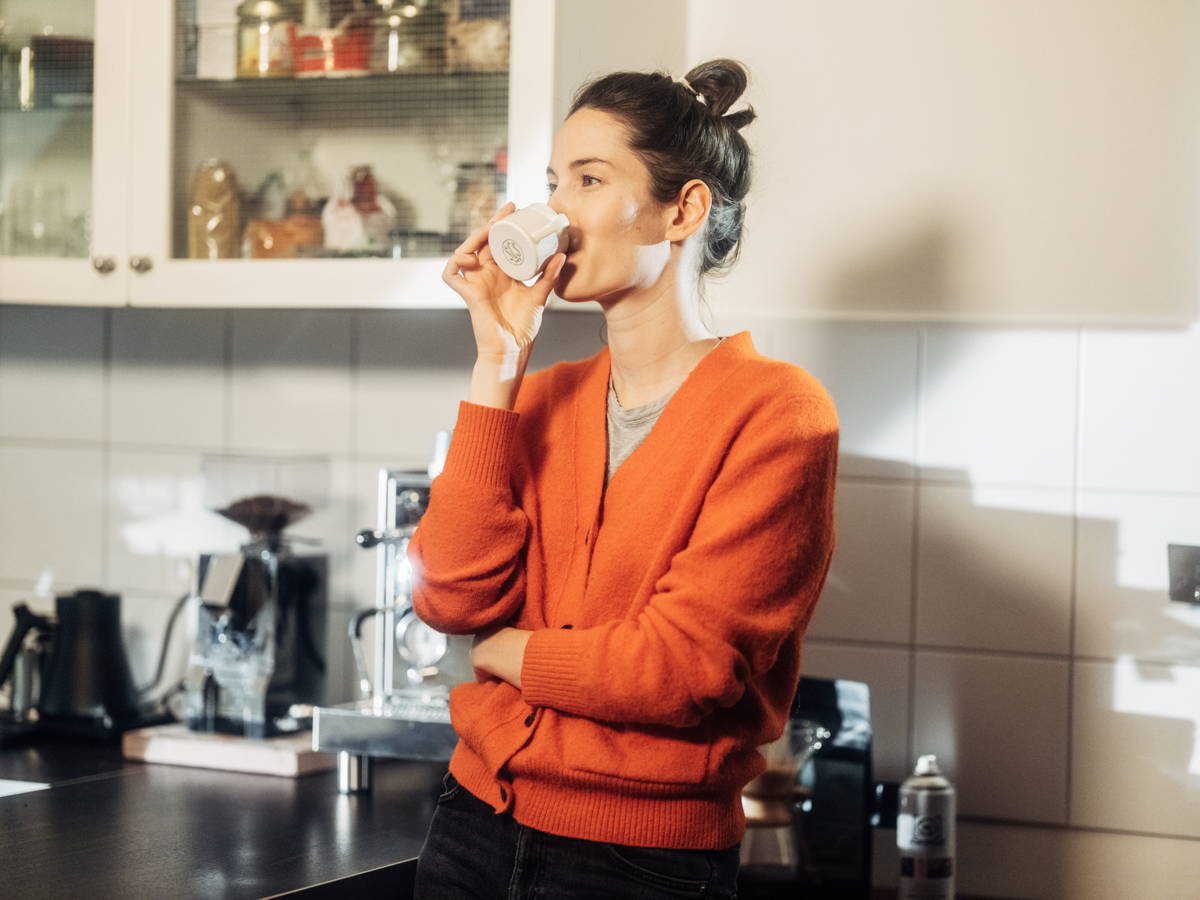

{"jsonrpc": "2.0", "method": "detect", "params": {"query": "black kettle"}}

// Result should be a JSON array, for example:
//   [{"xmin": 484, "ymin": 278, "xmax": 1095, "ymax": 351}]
[{"xmin": 0, "ymin": 589, "xmax": 148, "ymax": 740}]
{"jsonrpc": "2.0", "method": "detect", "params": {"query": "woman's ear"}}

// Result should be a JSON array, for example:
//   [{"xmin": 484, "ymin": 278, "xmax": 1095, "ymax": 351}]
[{"xmin": 663, "ymin": 178, "xmax": 712, "ymax": 243}]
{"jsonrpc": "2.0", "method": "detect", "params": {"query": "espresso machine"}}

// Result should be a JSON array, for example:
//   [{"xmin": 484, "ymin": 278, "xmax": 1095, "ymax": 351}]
[
  {"xmin": 313, "ymin": 431, "xmax": 474, "ymax": 792},
  {"xmin": 184, "ymin": 455, "xmax": 330, "ymax": 739}
]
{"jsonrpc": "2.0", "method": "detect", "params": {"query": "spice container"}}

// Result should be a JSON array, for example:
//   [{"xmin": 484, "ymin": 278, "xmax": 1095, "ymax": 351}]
[{"xmin": 238, "ymin": 0, "xmax": 302, "ymax": 77}]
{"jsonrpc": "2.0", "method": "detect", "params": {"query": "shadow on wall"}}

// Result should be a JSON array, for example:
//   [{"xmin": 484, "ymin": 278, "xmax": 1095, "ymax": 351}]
[
  {"xmin": 825, "ymin": 451, "xmax": 1199, "ymax": 843},
  {"xmin": 823, "ymin": 211, "xmax": 964, "ymax": 317}
]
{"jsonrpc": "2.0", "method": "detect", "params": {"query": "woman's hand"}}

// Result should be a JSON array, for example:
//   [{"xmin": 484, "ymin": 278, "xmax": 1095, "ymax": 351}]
[
  {"xmin": 442, "ymin": 201, "xmax": 568, "ymax": 360},
  {"xmin": 471, "ymin": 626, "xmax": 533, "ymax": 689}
]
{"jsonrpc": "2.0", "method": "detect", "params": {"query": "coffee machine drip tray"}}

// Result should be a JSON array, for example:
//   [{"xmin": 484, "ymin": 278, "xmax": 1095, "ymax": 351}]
[{"xmin": 314, "ymin": 692, "xmax": 456, "ymax": 762}]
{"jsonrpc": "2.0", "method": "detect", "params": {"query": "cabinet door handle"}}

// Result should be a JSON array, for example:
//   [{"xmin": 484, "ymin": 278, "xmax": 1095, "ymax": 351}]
[
  {"xmin": 91, "ymin": 256, "xmax": 116, "ymax": 275},
  {"xmin": 129, "ymin": 256, "xmax": 153, "ymax": 274}
]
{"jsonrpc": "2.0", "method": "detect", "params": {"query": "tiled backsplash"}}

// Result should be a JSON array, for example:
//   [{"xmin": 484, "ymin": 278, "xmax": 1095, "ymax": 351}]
[{"xmin": 2, "ymin": 304, "xmax": 1198, "ymax": 896}]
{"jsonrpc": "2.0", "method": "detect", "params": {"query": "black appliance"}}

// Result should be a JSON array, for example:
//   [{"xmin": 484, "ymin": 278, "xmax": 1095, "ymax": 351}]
[
  {"xmin": 186, "ymin": 548, "xmax": 327, "ymax": 738},
  {"xmin": 738, "ymin": 675, "xmax": 875, "ymax": 899},
  {"xmin": 0, "ymin": 589, "xmax": 169, "ymax": 742}
]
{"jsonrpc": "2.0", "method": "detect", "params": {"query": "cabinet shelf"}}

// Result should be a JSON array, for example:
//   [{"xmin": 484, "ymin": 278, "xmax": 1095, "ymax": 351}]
[{"xmin": 175, "ymin": 71, "xmax": 508, "ymax": 106}]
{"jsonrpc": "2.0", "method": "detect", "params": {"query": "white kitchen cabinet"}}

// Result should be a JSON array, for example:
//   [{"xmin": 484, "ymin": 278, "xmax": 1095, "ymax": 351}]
[
  {"xmin": 0, "ymin": 0, "xmax": 133, "ymax": 304},
  {"xmin": 0, "ymin": 0, "xmax": 558, "ymax": 309}
]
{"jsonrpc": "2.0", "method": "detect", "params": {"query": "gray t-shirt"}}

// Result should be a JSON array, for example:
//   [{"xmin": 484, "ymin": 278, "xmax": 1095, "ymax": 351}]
[{"xmin": 605, "ymin": 337, "xmax": 726, "ymax": 485}]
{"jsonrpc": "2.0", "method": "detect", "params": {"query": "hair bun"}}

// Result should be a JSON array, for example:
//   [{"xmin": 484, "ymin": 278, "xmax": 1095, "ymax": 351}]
[{"xmin": 683, "ymin": 58, "xmax": 756, "ymax": 129}]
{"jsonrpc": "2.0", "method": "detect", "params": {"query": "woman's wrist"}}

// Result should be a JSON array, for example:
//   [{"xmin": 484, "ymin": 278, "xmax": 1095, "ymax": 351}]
[
  {"xmin": 468, "ymin": 352, "xmax": 531, "ymax": 410},
  {"xmin": 471, "ymin": 627, "xmax": 532, "ymax": 688}
]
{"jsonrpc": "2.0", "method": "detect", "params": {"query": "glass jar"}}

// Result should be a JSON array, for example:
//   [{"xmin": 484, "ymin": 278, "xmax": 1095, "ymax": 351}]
[
  {"xmin": 448, "ymin": 161, "xmax": 497, "ymax": 240},
  {"xmin": 370, "ymin": 0, "xmax": 448, "ymax": 74},
  {"xmin": 238, "ymin": 0, "xmax": 303, "ymax": 78}
]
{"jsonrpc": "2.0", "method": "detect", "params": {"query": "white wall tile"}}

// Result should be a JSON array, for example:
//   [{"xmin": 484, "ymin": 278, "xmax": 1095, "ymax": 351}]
[
  {"xmin": 912, "ymin": 650, "xmax": 1069, "ymax": 823},
  {"xmin": 919, "ymin": 326, "xmax": 1077, "ymax": 487},
  {"xmin": 354, "ymin": 311, "xmax": 472, "ymax": 461},
  {"xmin": 956, "ymin": 819, "xmax": 1200, "ymax": 900},
  {"xmin": 1075, "ymin": 490, "xmax": 1200, "ymax": 665},
  {"xmin": 916, "ymin": 484, "xmax": 1073, "ymax": 653},
  {"xmin": 800, "ymin": 640, "xmax": 911, "ymax": 782},
  {"xmin": 809, "ymin": 479, "xmax": 913, "ymax": 644},
  {"xmin": 109, "ymin": 309, "xmax": 226, "ymax": 449},
  {"xmin": 322, "ymin": 603, "xmax": 360, "ymax": 705},
  {"xmin": 229, "ymin": 310, "xmax": 353, "ymax": 455},
  {"xmin": 354, "ymin": 308, "xmax": 608, "ymax": 462},
  {"xmin": 0, "ymin": 446, "xmax": 104, "ymax": 586},
  {"xmin": 107, "ymin": 450, "xmax": 242, "ymax": 598},
  {"xmin": 119, "ymin": 589, "xmax": 194, "ymax": 695},
  {"xmin": 0, "ymin": 305, "xmax": 105, "ymax": 441},
  {"xmin": 1072, "ymin": 658, "xmax": 1200, "ymax": 838},
  {"xmin": 1079, "ymin": 323, "xmax": 1200, "ymax": 493},
  {"xmin": 290, "ymin": 455, "xmax": 355, "ymax": 609},
  {"xmin": 736, "ymin": 320, "xmax": 919, "ymax": 479}
]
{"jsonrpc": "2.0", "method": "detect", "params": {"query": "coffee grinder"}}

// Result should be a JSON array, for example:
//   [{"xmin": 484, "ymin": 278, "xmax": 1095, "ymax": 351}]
[{"xmin": 184, "ymin": 455, "xmax": 329, "ymax": 739}]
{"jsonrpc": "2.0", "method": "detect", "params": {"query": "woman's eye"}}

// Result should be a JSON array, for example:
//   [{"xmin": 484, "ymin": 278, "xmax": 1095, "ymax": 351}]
[
  {"xmin": 546, "ymin": 183, "xmax": 557, "ymax": 195},
  {"xmin": 581, "ymin": 174, "xmax": 599, "ymax": 187}
]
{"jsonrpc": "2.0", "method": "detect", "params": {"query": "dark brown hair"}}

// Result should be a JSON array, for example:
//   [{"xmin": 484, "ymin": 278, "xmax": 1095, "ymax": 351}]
[{"xmin": 568, "ymin": 58, "xmax": 756, "ymax": 282}]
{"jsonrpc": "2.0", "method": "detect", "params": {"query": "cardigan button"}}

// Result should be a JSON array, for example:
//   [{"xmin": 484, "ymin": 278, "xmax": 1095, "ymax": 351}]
[{"xmin": 523, "ymin": 713, "xmax": 535, "ymax": 727}]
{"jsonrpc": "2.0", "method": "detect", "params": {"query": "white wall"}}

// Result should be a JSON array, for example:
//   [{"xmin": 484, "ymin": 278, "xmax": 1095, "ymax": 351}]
[{"xmin": 687, "ymin": 0, "xmax": 1199, "ymax": 324}]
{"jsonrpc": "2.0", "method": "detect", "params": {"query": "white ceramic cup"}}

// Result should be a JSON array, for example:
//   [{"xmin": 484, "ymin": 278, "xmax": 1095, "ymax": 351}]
[{"xmin": 487, "ymin": 202, "xmax": 570, "ymax": 281}]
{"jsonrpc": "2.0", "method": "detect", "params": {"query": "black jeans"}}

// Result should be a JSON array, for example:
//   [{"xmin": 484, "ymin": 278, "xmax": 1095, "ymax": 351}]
[{"xmin": 413, "ymin": 771, "xmax": 741, "ymax": 899}]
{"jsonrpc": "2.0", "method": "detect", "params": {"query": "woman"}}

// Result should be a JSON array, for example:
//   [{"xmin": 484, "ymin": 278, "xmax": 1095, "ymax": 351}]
[{"xmin": 409, "ymin": 58, "xmax": 838, "ymax": 900}]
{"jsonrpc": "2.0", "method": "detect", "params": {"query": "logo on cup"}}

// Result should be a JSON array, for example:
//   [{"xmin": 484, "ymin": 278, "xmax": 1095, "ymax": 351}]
[{"xmin": 501, "ymin": 239, "xmax": 524, "ymax": 266}]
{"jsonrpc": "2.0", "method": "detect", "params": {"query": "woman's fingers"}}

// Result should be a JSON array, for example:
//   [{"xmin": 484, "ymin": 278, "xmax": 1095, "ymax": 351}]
[{"xmin": 530, "ymin": 253, "xmax": 566, "ymax": 305}]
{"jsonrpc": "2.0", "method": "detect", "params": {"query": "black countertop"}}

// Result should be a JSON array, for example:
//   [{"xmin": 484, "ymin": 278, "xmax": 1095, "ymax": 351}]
[{"xmin": 0, "ymin": 736, "xmax": 443, "ymax": 899}]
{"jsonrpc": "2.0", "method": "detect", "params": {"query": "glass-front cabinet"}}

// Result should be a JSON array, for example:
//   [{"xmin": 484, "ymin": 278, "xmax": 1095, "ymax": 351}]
[
  {"xmin": 0, "ymin": 0, "xmax": 554, "ymax": 307},
  {"xmin": 0, "ymin": 0, "xmax": 132, "ymax": 303}
]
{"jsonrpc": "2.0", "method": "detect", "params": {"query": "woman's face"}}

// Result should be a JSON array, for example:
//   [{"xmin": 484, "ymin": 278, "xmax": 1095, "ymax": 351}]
[{"xmin": 545, "ymin": 108, "xmax": 674, "ymax": 304}]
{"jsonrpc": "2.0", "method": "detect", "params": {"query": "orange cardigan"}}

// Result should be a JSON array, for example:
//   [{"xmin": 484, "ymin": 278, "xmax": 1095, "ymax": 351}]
[{"xmin": 408, "ymin": 330, "xmax": 839, "ymax": 850}]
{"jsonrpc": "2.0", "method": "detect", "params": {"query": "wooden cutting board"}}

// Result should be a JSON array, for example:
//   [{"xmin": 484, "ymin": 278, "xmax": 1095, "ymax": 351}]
[{"xmin": 122, "ymin": 723, "xmax": 337, "ymax": 778}]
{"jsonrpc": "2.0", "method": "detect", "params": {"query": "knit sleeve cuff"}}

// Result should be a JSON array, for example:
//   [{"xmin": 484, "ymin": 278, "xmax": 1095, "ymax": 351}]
[
  {"xmin": 520, "ymin": 628, "xmax": 589, "ymax": 711},
  {"xmin": 438, "ymin": 400, "xmax": 521, "ymax": 491}
]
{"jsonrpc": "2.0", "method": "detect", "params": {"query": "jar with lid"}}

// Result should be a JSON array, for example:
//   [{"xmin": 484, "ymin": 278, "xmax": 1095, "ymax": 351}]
[
  {"xmin": 238, "ymin": 1, "xmax": 303, "ymax": 77},
  {"xmin": 370, "ymin": 0, "xmax": 448, "ymax": 74}
]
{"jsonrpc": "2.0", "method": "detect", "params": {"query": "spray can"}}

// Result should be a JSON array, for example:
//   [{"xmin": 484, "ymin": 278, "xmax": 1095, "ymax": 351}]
[{"xmin": 897, "ymin": 754, "xmax": 955, "ymax": 899}]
